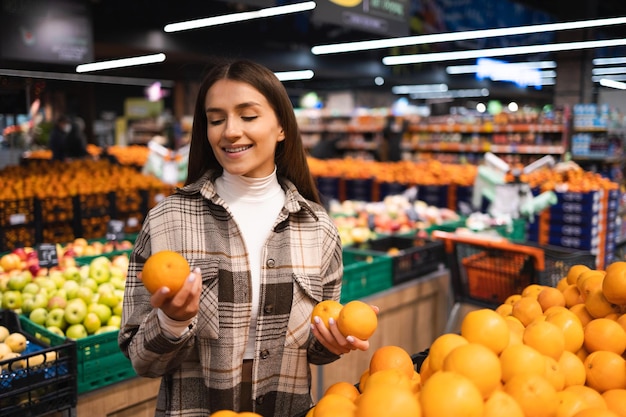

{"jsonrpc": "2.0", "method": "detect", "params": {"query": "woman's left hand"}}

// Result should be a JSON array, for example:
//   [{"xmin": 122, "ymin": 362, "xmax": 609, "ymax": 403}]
[{"xmin": 310, "ymin": 305, "xmax": 379, "ymax": 356}]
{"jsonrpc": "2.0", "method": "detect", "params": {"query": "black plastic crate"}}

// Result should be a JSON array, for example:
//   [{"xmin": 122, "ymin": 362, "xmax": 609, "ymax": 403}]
[
  {"xmin": 73, "ymin": 192, "xmax": 113, "ymax": 219},
  {"xmin": 0, "ymin": 224, "xmax": 37, "ymax": 253},
  {"xmin": 523, "ymin": 242, "xmax": 597, "ymax": 287},
  {"xmin": 0, "ymin": 310, "xmax": 77, "ymax": 417},
  {"xmin": 36, "ymin": 196, "xmax": 75, "ymax": 224},
  {"xmin": 0, "ymin": 198, "xmax": 36, "ymax": 228},
  {"xmin": 352, "ymin": 236, "xmax": 445, "ymax": 284}
]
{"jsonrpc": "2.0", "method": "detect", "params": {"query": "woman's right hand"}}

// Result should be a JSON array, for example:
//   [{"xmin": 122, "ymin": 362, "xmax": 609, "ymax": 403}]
[{"xmin": 144, "ymin": 267, "xmax": 203, "ymax": 321}]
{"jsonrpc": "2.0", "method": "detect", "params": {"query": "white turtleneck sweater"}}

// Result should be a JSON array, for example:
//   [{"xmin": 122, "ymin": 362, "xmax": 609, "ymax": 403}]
[{"xmin": 215, "ymin": 168, "xmax": 286, "ymax": 359}]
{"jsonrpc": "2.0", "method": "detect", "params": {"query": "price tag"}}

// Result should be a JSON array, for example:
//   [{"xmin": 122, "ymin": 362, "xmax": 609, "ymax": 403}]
[
  {"xmin": 37, "ymin": 243, "xmax": 59, "ymax": 268},
  {"xmin": 106, "ymin": 219, "xmax": 126, "ymax": 241},
  {"xmin": 9, "ymin": 213, "xmax": 26, "ymax": 225}
]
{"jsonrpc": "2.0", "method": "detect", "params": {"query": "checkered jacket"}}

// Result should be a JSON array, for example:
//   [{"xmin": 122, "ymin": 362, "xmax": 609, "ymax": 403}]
[{"xmin": 118, "ymin": 171, "xmax": 343, "ymax": 417}]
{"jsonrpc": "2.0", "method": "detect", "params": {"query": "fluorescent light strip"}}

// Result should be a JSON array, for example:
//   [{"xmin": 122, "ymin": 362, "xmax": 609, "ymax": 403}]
[
  {"xmin": 76, "ymin": 53, "xmax": 166, "ymax": 73},
  {"xmin": 592, "ymin": 74, "xmax": 626, "ymax": 82},
  {"xmin": 0, "ymin": 68, "xmax": 174, "ymax": 87},
  {"xmin": 312, "ymin": 16, "xmax": 626, "ymax": 55},
  {"xmin": 446, "ymin": 61, "xmax": 556, "ymax": 74},
  {"xmin": 383, "ymin": 38, "xmax": 626, "ymax": 65},
  {"xmin": 593, "ymin": 57, "xmax": 626, "ymax": 65},
  {"xmin": 599, "ymin": 78, "xmax": 626, "ymax": 89},
  {"xmin": 391, "ymin": 84, "xmax": 448, "ymax": 94},
  {"xmin": 164, "ymin": 1, "xmax": 316, "ymax": 32},
  {"xmin": 407, "ymin": 88, "xmax": 490, "ymax": 99},
  {"xmin": 592, "ymin": 66, "xmax": 626, "ymax": 75},
  {"xmin": 274, "ymin": 70, "xmax": 314, "ymax": 81}
]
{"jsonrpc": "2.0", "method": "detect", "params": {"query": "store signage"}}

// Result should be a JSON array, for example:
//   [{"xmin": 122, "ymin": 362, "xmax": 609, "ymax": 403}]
[
  {"xmin": 0, "ymin": 0, "xmax": 93, "ymax": 65},
  {"xmin": 475, "ymin": 58, "xmax": 542, "ymax": 88},
  {"xmin": 313, "ymin": 0, "xmax": 410, "ymax": 37},
  {"xmin": 37, "ymin": 243, "xmax": 59, "ymax": 268}
]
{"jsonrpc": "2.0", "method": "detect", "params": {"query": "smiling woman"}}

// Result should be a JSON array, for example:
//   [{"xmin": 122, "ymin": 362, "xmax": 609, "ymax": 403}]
[{"xmin": 118, "ymin": 59, "xmax": 377, "ymax": 417}]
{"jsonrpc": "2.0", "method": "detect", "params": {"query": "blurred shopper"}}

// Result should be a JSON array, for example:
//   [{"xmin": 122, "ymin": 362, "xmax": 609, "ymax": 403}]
[{"xmin": 49, "ymin": 115, "xmax": 71, "ymax": 161}]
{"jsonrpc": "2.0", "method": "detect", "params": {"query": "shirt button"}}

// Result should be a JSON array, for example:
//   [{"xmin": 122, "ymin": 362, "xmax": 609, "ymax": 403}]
[
  {"xmin": 264, "ymin": 305, "xmax": 274, "ymax": 314},
  {"xmin": 256, "ymin": 395, "xmax": 264, "ymax": 405},
  {"xmin": 260, "ymin": 349, "xmax": 270, "ymax": 359},
  {"xmin": 266, "ymin": 259, "xmax": 276, "ymax": 268}
]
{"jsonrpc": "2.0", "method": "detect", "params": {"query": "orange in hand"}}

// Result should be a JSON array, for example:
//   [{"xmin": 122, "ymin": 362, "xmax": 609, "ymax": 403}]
[
  {"xmin": 141, "ymin": 250, "xmax": 190, "ymax": 296},
  {"xmin": 311, "ymin": 300, "xmax": 343, "ymax": 329},
  {"xmin": 336, "ymin": 300, "xmax": 378, "ymax": 340}
]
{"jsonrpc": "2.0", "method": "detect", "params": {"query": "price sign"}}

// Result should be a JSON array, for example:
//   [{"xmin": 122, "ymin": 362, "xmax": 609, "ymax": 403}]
[
  {"xmin": 37, "ymin": 243, "xmax": 59, "ymax": 268},
  {"xmin": 106, "ymin": 219, "xmax": 126, "ymax": 241}
]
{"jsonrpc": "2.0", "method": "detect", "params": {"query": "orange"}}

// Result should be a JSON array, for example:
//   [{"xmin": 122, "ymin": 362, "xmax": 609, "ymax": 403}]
[
  {"xmin": 324, "ymin": 381, "xmax": 360, "ymax": 402},
  {"xmin": 569, "ymin": 303, "xmax": 594, "ymax": 327},
  {"xmin": 427, "ymin": 333, "xmax": 468, "ymax": 372},
  {"xmin": 567, "ymin": 264, "xmax": 591, "ymax": 285},
  {"xmin": 354, "ymin": 384, "xmax": 421, "ymax": 417},
  {"xmin": 545, "ymin": 305, "xmax": 571, "ymax": 317},
  {"xmin": 311, "ymin": 300, "xmax": 343, "ymax": 329},
  {"xmin": 418, "ymin": 355, "xmax": 433, "ymax": 383},
  {"xmin": 602, "ymin": 262, "xmax": 626, "ymax": 305},
  {"xmin": 505, "ymin": 316, "xmax": 525, "ymax": 346},
  {"xmin": 483, "ymin": 390, "xmax": 524, "ymax": 417},
  {"xmin": 460, "ymin": 308, "xmax": 510, "ymax": 355},
  {"xmin": 544, "ymin": 355, "xmax": 566, "ymax": 391},
  {"xmin": 313, "ymin": 393, "xmax": 356, "ymax": 417},
  {"xmin": 602, "ymin": 389, "xmax": 626, "ymax": 417},
  {"xmin": 336, "ymin": 301, "xmax": 377, "ymax": 340},
  {"xmin": 368, "ymin": 345, "xmax": 414, "ymax": 379},
  {"xmin": 504, "ymin": 373, "xmax": 559, "ymax": 417},
  {"xmin": 211, "ymin": 411, "xmax": 238, "ymax": 417},
  {"xmin": 557, "ymin": 276, "xmax": 570, "ymax": 292},
  {"xmin": 617, "ymin": 314, "xmax": 626, "ymax": 333},
  {"xmin": 558, "ymin": 350, "xmax": 587, "ymax": 388},
  {"xmin": 305, "ymin": 410, "xmax": 315, "ymax": 417},
  {"xmin": 238, "ymin": 413, "xmax": 263, "ymax": 417},
  {"xmin": 357, "ymin": 369, "xmax": 369, "ymax": 393},
  {"xmin": 563, "ymin": 385, "xmax": 607, "ymax": 409},
  {"xmin": 578, "ymin": 272, "xmax": 605, "ymax": 301},
  {"xmin": 511, "ymin": 296, "xmax": 543, "ymax": 327},
  {"xmin": 584, "ymin": 350, "xmax": 626, "ymax": 393},
  {"xmin": 563, "ymin": 284, "xmax": 585, "ymax": 308},
  {"xmin": 584, "ymin": 289, "xmax": 621, "ymax": 319},
  {"xmin": 546, "ymin": 310, "xmax": 585, "ymax": 353},
  {"xmin": 523, "ymin": 320, "xmax": 566, "ymax": 360},
  {"xmin": 571, "ymin": 409, "xmax": 619, "ymax": 417},
  {"xmin": 442, "ymin": 342, "xmax": 502, "ymax": 399},
  {"xmin": 537, "ymin": 286, "xmax": 567, "ymax": 311},
  {"xmin": 504, "ymin": 294, "xmax": 523, "ymax": 305},
  {"xmin": 141, "ymin": 250, "xmax": 190, "ymax": 296},
  {"xmin": 495, "ymin": 303, "xmax": 513, "ymax": 317},
  {"xmin": 555, "ymin": 390, "xmax": 589, "ymax": 417},
  {"xmin": 583, "ymin": 318, "xmax": 626, "ymax": 355},
  {"xmin": 360, "ymin": 368, "xmax": 414, "ymax": 394},
  {"xmin": 500, "ymin": 343, "xmax": 547, "ymax": 383},
  {"xmin": 522, "ymin": 283, "xmax": 545, "ymax": 299},
  {"xmin": 419, "ymin": 371, "xmax": 483, "ymax": 417}
]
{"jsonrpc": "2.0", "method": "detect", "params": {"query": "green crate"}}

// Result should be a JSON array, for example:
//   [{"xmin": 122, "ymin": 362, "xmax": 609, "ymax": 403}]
[
  {"xmin": 341, "ymin": 248, "xmax": 393, "ymax": 303},
  {"xmin": 19, "ymin": 315, "xmax": 136, "ymax": 394}
]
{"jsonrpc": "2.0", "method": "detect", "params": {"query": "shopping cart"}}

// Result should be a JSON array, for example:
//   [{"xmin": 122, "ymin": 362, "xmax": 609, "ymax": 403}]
[{"xmin": 431, "ymin": 230, "xmax": 597, "ymax": 333}]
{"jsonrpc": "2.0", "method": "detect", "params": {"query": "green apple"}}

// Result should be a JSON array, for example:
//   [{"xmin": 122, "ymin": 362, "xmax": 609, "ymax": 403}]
[
  {"xmin": 62, "ymin": 266, "xmax": 81, "ymax": 281},
  {"xmin": 46, "ymin": 325, "xmax": 65, "ymax": 337},
  {"xmin": 83, "ymin": 312, "xmax": 101, "ymax": 334},
  {"xmin": 106, "ymin": 315, "xmax": 121, "ymax": 329},
  {"xmin": 88, "ymin": 303, "xmax": 112, "ymax": 324},
  {"xmin": 34, "ymin": 277, "xmax": 57, "ymax": 293},
  {"xmin": 89, "ymin": 256, "xmax": 112, "ymax": 284},
  {"xmin": 22, "ymin": 293, "xmax": 48, "ymax": 314},
  {"xmin": 75, "ymin": 286, "xmax": 95, "ymax": 305},
  {"xmin": 65, "ymin": 323, "xmax": 88, "ymax": 339},
  {"xmin": 98, "ymin": 291, "xmax": 120, "ymax": 309},
  {"xmin": 2, "ymin": 290, "xmax": 23, "ymax": 310},
  {"xmin": 109, "ymin": 276, "xmax": 125, "ymax": 290},
  {"xmin": 22, "ymin": 282, "xmax": 40, "ymax": 295},
  {"xmin": 47, "ymin": 295, "xmax": 67, "ymax": 310},
  {"xmin": 113, "ymin": 300, "xmax": 123, "ymax": 317},
  {"xmin": 50, "ymin": 273, "xmax": 66, "ymax": 289},
  {"xmin": 97, "ymin": 282, "xmax": 115, "ymax": 296},
  {"xmin": 29, "ymin": 307, "xmax": 49, "ymax": 326},
  {"xmin": 7, "ymin": 271, "xmax": 32, "ymax": 291},
  {"xmin": 64, "ymin": 299, "xmax": 88, "ymax": 325},
  {"xmin": 94, "ymin": 325, "xmax": 119, "ymax": 335},
  {"xmin": 63, "ymin": 280, "xmax": 80, "ymax": 299},
  {"xmin": 80, "ymin": 277, "xmax": 98, "ymax": 292},
  {"xmin": 79, "ymin": 265, "xmax": 90, "ymax": 280},
  {"xmin": 109, "ymin": 266, "xmax": 125, "ymax": 280},
  {"xmin": 46, "ymin": 308, "xmax": 67, "ymax": 330}
]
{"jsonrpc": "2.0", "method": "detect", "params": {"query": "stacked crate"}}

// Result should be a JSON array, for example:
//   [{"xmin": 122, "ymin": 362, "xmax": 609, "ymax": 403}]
[
  {"xmin": 111, "ymin": 189, "xmax": 147, "ymax": 235},
  {"xmin": 0, "ymin": 198, "xmax": 37, "ymax": 251},
  {"xmin": 74, "ymin": 192, "xmax": 113, "ymax": 240},
  {"xmin": 36, "ymin": 195, "xmax": 76, "ymax": 244}
]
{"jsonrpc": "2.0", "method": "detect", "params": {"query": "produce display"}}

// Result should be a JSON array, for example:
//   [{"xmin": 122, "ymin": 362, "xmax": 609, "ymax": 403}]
[
  {"xmin": 0, "ymin": 325, "xmax": 57, "ymax": 371},
  {"xmin": 0, "ymin": 242, "xmax": 129, "ymax": 339},
  {"xmin": 305, "ymin": 262, "xmax": 626, "ymax": 417}
]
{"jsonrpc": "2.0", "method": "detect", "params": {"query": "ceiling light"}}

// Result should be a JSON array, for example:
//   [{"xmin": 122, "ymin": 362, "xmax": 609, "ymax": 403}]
[
  {"xmin": 311, "ymin": 16, "xmax": 626, "ymax": 55},
  {"xmin": 0, "ymin": 68, "xmax": 174, "ymax": 87},
  {"xmin": 599, "ymin": 79, "xmax": 626, "ymax": 89},
  {"xmin": 446, "ymin": 60, "xmax": 556, "ymax": 74},
  {"xmin": 76, "ymin": 53, "xmax": 166, "ymax": 73},
  {"xmin": 407, "ymin": 88, "xmax": 490, "ymax": 99},
  {"xmin": 392, "ymin": 84, "xmax": 448, "ymax": 94},
  {"xmin": 593, "ymin": 74, "xmax": 626, "ymax": 82},
  {"xmin": 593, "ymin": 57, "xmax": 626, "ymax": 65},
  {"xmin": 164, "ymin": 1, "xmax": 316, "ymax": 32},
  {"xmin": 274, "ymin": 70, "xmax": 314, "ymax": 81},
  {"xmin": 592, "ymin": 66, "xmax": 626, "ymax": 75},
  {"xmin": 383, "ymin": 38, "xmax": 626, "ymax": 65}
]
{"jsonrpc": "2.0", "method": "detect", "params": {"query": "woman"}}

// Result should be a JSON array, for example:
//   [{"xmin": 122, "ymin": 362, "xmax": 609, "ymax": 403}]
[{"xmin": 119, "ymin": 59, "xmax": 373, "ymax": 417}]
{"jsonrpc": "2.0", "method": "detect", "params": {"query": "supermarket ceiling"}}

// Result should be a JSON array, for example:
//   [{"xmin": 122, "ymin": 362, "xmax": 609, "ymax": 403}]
[{"xmin": 3, "ymin": 0, "xmax": 626, "ymax": 97}]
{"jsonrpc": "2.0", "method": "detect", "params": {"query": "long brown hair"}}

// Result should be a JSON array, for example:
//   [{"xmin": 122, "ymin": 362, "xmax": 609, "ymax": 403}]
[{"xmin": 185, "ymin": 59, "xmax": 320, "ymax": 205}]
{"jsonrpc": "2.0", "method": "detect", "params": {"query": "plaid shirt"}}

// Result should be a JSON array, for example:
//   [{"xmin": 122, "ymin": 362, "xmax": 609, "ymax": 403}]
[{"xmin": 118, "ymin": 171, "xmax": 343, "ymax": 417}]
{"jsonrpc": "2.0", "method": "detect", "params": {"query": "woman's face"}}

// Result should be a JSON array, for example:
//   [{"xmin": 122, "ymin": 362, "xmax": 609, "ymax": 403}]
[{"xmin": 205, "ymin": 79, "xmax": 285, "ymax": 178}]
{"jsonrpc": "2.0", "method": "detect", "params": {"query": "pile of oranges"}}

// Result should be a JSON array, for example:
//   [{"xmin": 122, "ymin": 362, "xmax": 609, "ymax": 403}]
[{"xmin": 307, "ymin": 261, "xmax": 626, "ymax": 417}]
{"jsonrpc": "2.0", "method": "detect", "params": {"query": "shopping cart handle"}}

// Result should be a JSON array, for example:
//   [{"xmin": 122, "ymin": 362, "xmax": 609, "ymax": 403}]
[{"xmin": 431, "ymin": 230, "xmax": 545, "ymax": 271}]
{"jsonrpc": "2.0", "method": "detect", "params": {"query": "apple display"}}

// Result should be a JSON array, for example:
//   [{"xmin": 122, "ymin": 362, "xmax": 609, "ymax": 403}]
[
  {"xmin": 64, "ymin": 298, "xmax": 88, "ymax": 325},
  {"xmin": 88, "ymin": 303, "xmax": 112, "ymax": 325},
  {"xmin": 22, "ymin": 282, "xmax": 40, "ymax": 295},
  {"xmin": 83, "ymin": 312, "xmax": 101, "ymax": 334},
  {"xmin": 29, "ymin": 307, "xmax": 49, "ymax": 326},
  {"xmin": 2, "ymin": 291, "xmax": 23, "ymax": 310},
  {"xmin": 45, "ymin": 308, "xmax": 67, "ymax": 330},
  {"xmin": 80, "ymin": 277, "xmax": 98, "ymax": 292},
  {"xmin": 62, "ymin": 266, "xmax": 81, "ymax": 281},
  {"xmin": 75, "ymin": 286, "xmax": 95, "ymax": 305},
  {"xmin": 89, "ymin": 256, "xmax": 112, "ymax": 284},
  {"xmin": 65, "ymin": 323, "xmax": 88, "ymax": 339},
  {"xmin": 7, "ymin": 270, "xmax": 33, "ymax": 291},
  {"xmin": 63, "ymin": 280, "xmax": 81, "ymax": 299},
  {"xmin": 34, "ymin": 277, "xmax": 56, "ymax": 293}
]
